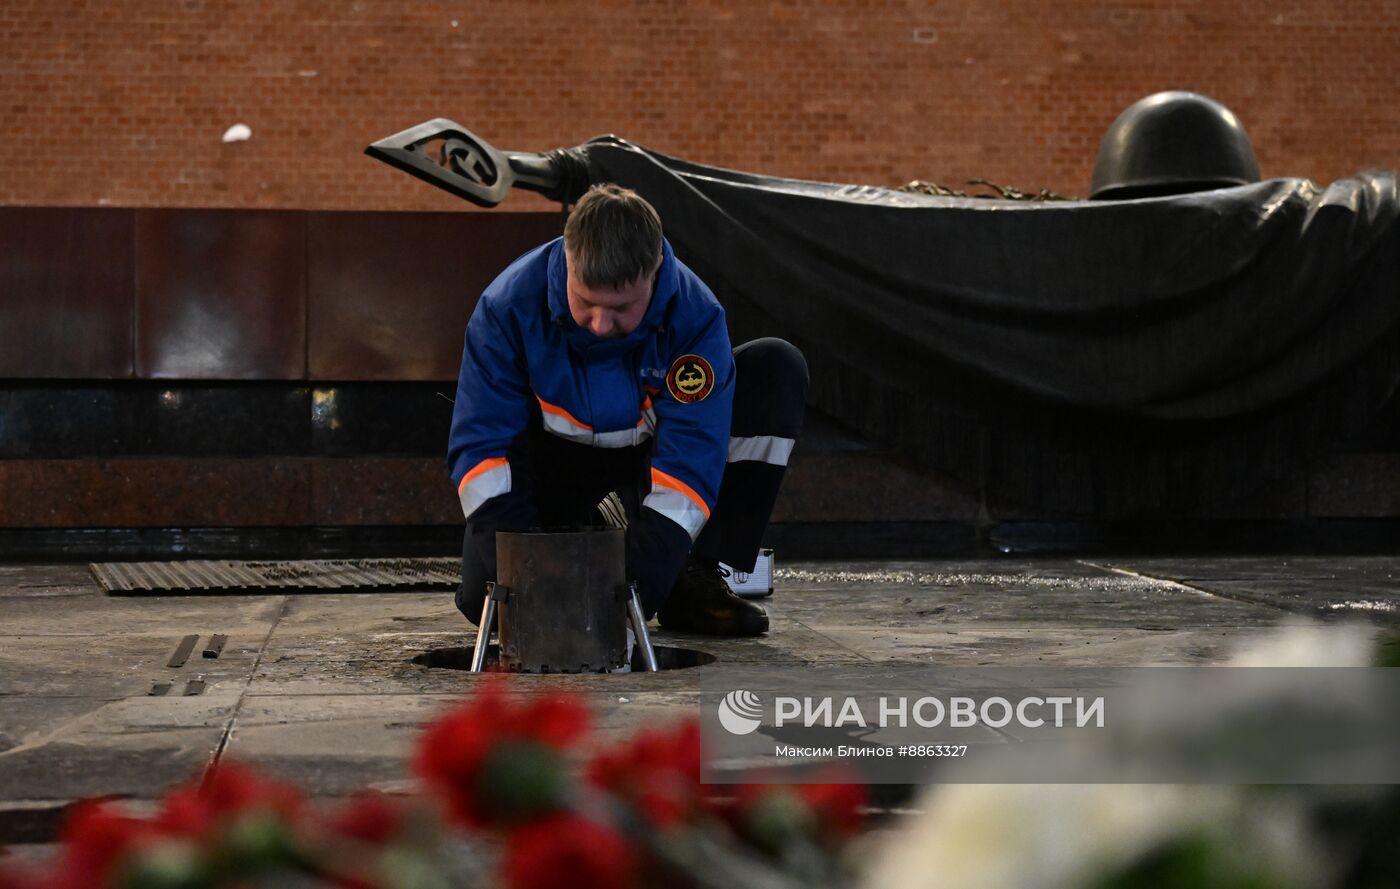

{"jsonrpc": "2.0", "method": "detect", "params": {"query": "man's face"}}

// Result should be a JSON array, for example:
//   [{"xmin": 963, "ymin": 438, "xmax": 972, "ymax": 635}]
[{"xmin": 565, "ymin": 253, "xmax": 656, "ymax": 339}]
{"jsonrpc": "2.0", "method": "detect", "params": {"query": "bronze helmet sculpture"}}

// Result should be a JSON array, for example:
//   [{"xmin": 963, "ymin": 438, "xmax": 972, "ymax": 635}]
[{"xmin": 1090, "ymin": 91, "xmax": 1261, "ymax": 200}]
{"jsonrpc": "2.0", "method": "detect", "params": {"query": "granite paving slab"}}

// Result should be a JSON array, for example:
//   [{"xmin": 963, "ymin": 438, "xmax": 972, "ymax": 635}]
[
  {"xmin": 775, "ymin": 562, "xmax": 1282, "ymax": 629},
  {"xmin": 1100, "ymin": 556, "xmax": 1400, "ymax": 582},
  {"xmin": 0, "ymin": 693, "xmax": 238, "ymax": 801},
  {"xmin": 799, "ymin": 624, "xmax": 1277, "ymax": 666},
  {"xmin": 0, "ymin": 635, "xmax": 259, "ymax": 698},
  {"xmin": 0, "ymin": 590, "xmax": 285, "ymax": 638},
  {"xmin": 227, "ymin": 690, "xmax": 703, "ymax": 794},
  {"xmin": 1099, "ymin": 557, "xmax": 1400, "ymax": 621},
  {"xmin": 3, "ymin": 554, "xmax": 1387, "ymax": 839}
]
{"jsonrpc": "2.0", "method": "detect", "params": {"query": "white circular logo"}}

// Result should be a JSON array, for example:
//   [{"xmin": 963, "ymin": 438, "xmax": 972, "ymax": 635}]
[{"xmin": 717, "ymin": 689, "xmax": 764, "ymax": 735}]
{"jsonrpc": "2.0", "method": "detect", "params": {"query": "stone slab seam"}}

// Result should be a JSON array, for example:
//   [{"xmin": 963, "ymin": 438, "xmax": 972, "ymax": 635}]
[
  {"xmin": 1080, "ymin": 560, "xmax": 1295, "ymax": 617},
  {"xmin": 205, "ymin": 597, "xmax": 289, "ymax": 779}
]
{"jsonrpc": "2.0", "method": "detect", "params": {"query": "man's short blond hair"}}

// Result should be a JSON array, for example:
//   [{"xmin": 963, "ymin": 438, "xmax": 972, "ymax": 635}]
[{"xmin": 563, "ymin": 184, "xmax": 663, "ymax": 289}]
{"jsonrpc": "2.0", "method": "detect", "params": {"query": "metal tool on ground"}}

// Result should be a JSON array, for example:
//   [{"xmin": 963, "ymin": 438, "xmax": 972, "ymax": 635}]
[
  {"xmin": 467, "ymin": 528, "xmax": 657, "ymax": 673},
  {"xmin": 723, "ymin": 548, "xmax": 776, "ymax": 599},
  {"xmin": 469, "ymin": 581, "xmax": 506, "ymax": 673},
  {"xmin": 167, "ymin": 634, "xmax": 199, "ymax": 668},
  {"xmin": 625, "ymin": 581, "xmax": 659, "ymax": 672}
]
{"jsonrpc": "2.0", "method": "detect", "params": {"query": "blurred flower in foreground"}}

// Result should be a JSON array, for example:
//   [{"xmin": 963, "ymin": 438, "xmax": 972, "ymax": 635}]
[
  {"xmin": 5, "ymin": 682, "xmax": 873, "ymax": 889},
  {"xmin": 1227, "ymin": 620, "xmax": 1377, "ymax": 668},
  {"xmin": 42, "ymin": 762, "xmax": 310, "ymax": 889},
  {"xmin": 708, "ymin": 770, "xmax": 867, "ymax": 886},
  {"xmin": 412, "ymin": 679, "xmax": 589, "ymax": 828},
  {"xmin": 500, "ymin": 812, "xmax": 640, "ymax": 889},
  {"xmin": 726, "ymin": 778, "xmax": 867, "ymax": 854},
  {"xmin": 327, "ymin": 792, "xmax": 411, "ymax": 846},
  {"xmin": 863, "ymin": 783, "xmax": 1319, "ymax": 889},
  {"xmin": 587, "ymin": 719, "xmax": 703, "ymax": 828},
  {"xmin": 864, "ymin": 621, "xmax": 1399, "ymax": 889}
]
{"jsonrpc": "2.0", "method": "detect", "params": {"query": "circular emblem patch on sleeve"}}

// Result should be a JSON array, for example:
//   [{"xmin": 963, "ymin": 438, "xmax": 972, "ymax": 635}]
[{"xmin": 665, "ymin": 354, "xmax": 715, "ymax": 403}]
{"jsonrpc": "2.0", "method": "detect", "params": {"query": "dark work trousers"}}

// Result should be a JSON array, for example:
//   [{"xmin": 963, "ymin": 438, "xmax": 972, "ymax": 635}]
[{"xmin": 455, "ymin": 337, "xmax": 809, "ymax": 623}]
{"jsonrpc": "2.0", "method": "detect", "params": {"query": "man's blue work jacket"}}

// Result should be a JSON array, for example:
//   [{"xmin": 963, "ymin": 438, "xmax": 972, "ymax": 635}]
[{"xmin": 448, "ymin": 237, "xmax": 735, "ymax": 598}]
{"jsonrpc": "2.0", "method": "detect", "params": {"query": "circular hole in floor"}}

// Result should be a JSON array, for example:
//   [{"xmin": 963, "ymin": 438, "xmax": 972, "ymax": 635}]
[{"xmin": 412, "ymin": 644, "xmax": 716, "ymax": 674}]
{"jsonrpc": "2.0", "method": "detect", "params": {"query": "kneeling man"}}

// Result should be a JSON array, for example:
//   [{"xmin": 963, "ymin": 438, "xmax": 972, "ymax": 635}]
[{"xmin": 450, "ymin": 184, "xmax": 807, "ymax": 636}]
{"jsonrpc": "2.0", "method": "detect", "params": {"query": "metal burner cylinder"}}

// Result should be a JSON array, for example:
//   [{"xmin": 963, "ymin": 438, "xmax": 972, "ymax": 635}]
[{"xmin": 495, "ymin": 528, "xmax": 629, "ymax": 673}]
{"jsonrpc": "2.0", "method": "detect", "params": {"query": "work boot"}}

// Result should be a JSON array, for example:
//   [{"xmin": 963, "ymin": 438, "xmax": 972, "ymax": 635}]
[{"xmin": 658, "ymin": 556, "xmax": 769, "ymax": 636}]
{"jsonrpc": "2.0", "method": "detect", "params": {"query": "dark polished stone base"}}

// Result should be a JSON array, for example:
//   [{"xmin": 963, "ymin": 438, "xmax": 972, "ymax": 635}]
[
  {"xmin": 990, "ymin": 518, "xmax": 1400, "ymax": 555},
  {"xmin": 0, "ymin": 526, "xmax": 465, "ymax": 562},
  {"xmin": 764, "ymin": 521, "xmax": 978, "ymax": 557},
  {"xmin": 0, "ymin": 382, "xmax": 455, "ymax": 458}
]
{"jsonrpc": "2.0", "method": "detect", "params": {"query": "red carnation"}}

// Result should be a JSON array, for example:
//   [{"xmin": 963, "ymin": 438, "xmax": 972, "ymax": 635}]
[
  {"xmin": 586, "ymin": 719, "xmax": 702, "ymax": 828},
  {"xmin": 46, "ymin": 799, "xmax": 161, "ymax": 889},
  {"xmin": 0, "ymin": 859, "xmax": 41, "ymax": 889},
  {"xmin": 412, "ymin": 680, "xmax": 589, "ymax": 828},
  {"xmin": 196, "ymin": 761, "xmax": 305, "ymax": 818},
  {"xmin": 37, "ymin": 764, "xmax": 311, "ymax": 889},
  {"xmin": 798, "ymin": 781, "xmax": 867, "ymax": 841},
  {"xmin": 499, "ymin": 813, "xmax": 638, "ymax": 889},
  {"xmin": 0, "ymin": 864, "xmax": 36, "ymax": 889},
  {"xmin": 722, "ymin": 769, "xmax": 866, "ymax": 853},
  {"xmin": 154, "ymin": 761, "xmax": 306, "ymax": 838},
  {"xmin": 327, "ymin": 792, "xmax": 410, "ymax": 845}
]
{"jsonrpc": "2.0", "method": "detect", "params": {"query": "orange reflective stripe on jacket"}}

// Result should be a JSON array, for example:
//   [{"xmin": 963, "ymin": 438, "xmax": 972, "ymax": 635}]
[
  {"xmin": 643, "ymin": 467, "xmax": 711, "ymax": 539},
  {"xmin": 457, "ymin": 457, "xmax": 511, "ymax": 519}
]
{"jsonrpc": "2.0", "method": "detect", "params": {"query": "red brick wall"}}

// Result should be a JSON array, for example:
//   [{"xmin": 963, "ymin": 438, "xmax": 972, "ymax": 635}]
[{"xmin": 1, "ymin": 1, "xmax": 1396, "ymax": 211}]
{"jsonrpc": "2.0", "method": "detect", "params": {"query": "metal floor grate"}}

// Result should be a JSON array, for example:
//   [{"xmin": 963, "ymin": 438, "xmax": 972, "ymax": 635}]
[{"xmin": 90, "ymin": 558, "xmax": 461, "ymax": 595}]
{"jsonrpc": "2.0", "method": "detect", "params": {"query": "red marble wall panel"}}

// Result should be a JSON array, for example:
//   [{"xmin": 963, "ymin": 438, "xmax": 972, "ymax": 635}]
[
  {"xmin": 0, "ymin": 458, "xmax": 312, "ymax": 527},
  {"xmin": 309, "ymin": 457, "xmax": 460, "ymax": 525},
  {"xmin": 135, "ymin": 209, "xmax": 306, "ymax": 380},
  {"xmin": 306, "ymin": 211, "xmax": 561, "ymax": 381},
  {"xmin": 0, "ymin": 207, "xmax": 134, "ymax": 379},
  {"xmin": 0, "ymin": 448, "xmax": 1379, "ymax": 529},
  {"xmin": 0, "ymin": 457, "xmax": 465, "ymax": 528}
]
